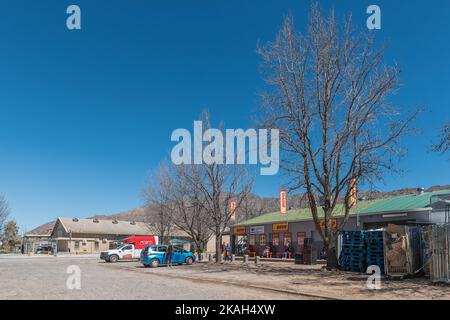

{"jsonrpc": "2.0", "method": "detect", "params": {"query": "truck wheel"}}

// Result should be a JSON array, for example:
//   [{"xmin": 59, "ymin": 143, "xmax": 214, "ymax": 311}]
[
  {"xmin": 185, "ymin": 257, "xmax": 193, "ymax": 265},
  {"xmin": 109, "ymin": 255, "xmax": 119, "ymax": 263},
  {"xmin": 150, "ymin": 259, "xmax": 160, "ymax": 268}
]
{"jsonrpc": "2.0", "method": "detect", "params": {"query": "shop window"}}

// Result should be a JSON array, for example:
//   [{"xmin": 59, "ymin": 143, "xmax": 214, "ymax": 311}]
[
  {"xmin": 95, "ymin": 242, "xmax": 99, "ymax": 251},
  {"xmin": 273, "ymin": 233, "xmax": 280, "ymax": 246},
  {"xmin": 74, "ymin": 241, "xmax": 80, "ymax": 250},
  {"xmin": 284, "ymin": 233, "xmax": 292, "ymax": 246},
  {"xmin": 259, "ymin": 234, "xmax": 266, "ymax": 246},
  {"xmin": 249, "ymin": 234, "xmax": 256, "ymax": 246},
  {"xmin": 297, "ymin": 232, "xmax": 306, "ymax": 251}
]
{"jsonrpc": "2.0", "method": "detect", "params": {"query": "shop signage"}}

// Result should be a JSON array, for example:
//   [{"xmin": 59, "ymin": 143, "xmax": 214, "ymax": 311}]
[
  {"xmin": 230, "ymin": 200, "xmax": 237, "ymax": 221},
  {"xmin": 280, "ymin": 189, "xmax": 287, "ymax": 215},
  {"xmin": 234, "ymin": 226, "xmax": 246, "ymax": 235},
  {"xmin": 272, "ymin": 222, "xmax": 288, "ymax": 232},
  {"xmin": 319, "ymin": 219, "xmax": 338, "ymax": 230},
  {"xmin": 249, "ymin": 226, "xmax": 265, "ymax": 234}
]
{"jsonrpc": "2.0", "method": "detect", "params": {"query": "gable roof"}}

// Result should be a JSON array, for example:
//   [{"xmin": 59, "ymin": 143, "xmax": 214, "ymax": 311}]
[
  {"xmin": 233, "ymin": 189, "xmax": 450, "ymax": 227},
  {"xmin": 53, "ymin": 217, "xmax": 152, "ymax": 236}
]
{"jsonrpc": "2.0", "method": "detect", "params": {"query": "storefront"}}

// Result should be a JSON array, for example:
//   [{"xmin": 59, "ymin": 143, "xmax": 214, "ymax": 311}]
[{"xmin": 231, "ymin": 189, "xmax": 450, "ymax": 261}]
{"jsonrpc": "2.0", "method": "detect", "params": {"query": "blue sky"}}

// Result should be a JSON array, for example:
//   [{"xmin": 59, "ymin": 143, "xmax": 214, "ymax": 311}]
[{"xmin": 0, "ymin": 0, "xmax": 449, "ymax": 231}]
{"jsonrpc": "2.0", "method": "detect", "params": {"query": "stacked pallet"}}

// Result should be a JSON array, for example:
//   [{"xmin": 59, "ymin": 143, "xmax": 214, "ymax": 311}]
[
  {"xmin": 365, "ymin": 231, "xmax": 385, "ymax": 273},
  {"xmin": 339, "ymin": 231, "xmax": 366, "ymax": 272}
]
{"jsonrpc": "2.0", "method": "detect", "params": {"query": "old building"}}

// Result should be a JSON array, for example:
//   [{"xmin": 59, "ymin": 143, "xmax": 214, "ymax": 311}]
[{"xmin": 51, "ymin": 217, "xmax": 153, "ymax": 253}]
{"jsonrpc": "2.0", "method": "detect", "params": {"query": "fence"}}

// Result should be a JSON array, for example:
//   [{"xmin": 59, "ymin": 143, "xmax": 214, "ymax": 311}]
[{"xmin": 427, "ymin": 224, "xmax": 450, "ymax": 283}]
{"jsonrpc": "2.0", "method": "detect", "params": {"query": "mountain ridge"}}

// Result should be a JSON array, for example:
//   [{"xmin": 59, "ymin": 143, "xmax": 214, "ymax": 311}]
[{"xmin": 26, "ymin": 185, "xmax": 450, "ymax": 235}]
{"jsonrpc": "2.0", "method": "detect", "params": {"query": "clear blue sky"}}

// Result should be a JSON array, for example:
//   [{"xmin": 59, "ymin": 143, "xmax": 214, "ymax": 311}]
[{"xmin": 0, "ymin": 0, "xmax": 449, "ymax": 231}]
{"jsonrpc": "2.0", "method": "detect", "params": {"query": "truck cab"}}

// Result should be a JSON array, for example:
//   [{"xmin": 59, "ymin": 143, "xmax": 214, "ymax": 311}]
[{"xmin": 100, "ymin": 235, "xmax": 158, "ymax": 263}]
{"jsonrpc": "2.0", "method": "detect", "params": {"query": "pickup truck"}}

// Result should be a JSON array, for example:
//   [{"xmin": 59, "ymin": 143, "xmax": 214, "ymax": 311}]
[{"xmin": 100, "ymin": 236, "xmax": 158, "ymax": 263}]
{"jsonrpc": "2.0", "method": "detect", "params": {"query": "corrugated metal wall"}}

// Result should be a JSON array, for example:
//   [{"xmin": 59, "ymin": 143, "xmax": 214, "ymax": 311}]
[{"xmin": 428, "ymin": 224, "xmax": 450, "ymax": 283}]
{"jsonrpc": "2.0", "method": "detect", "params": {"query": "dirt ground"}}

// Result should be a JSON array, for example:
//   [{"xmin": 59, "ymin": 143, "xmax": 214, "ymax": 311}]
[{"xmin": 126, "ymin": 260, "xmax": 450, "ymax": 300}]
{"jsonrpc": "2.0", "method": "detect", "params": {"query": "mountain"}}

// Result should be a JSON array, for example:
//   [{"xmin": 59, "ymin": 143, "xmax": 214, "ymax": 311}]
[{"xmin": 26, "ymin": 185, "xmax": 450, "ymax": 235}]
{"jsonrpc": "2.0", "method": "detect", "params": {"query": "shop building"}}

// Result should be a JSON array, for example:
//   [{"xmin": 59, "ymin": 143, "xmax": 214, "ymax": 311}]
[{"xmin": 231, "ymin": 189, "xmax": 450, "ymax": 260}]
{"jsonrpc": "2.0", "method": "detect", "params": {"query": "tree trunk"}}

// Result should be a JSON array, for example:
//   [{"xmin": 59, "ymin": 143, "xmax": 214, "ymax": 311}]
[
  {"xmin": 215, "ymin": 234, "xmax": 222, "ymax": 263},
  {"xmin": 326, "ymin": 245, "xmax": 339, "ymax": 269}
]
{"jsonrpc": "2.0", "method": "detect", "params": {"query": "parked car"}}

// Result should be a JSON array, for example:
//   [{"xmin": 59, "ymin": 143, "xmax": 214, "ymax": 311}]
[
  {"xmin": 140, "ymin": 245, "xmax": 195, "ymax": 268},
  {"xmin": 35, "ymin": 246, "xmax": 53, "ymax": 254},
  {"xmin": 100, "ymin": 236, "xmax": 158, "ymax": 262}
]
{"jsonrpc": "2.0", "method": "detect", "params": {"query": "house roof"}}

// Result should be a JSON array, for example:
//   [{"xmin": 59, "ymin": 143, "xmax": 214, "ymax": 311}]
[
  {"xmin": 53, "ymin": 217, "xmax": 152, "ymax": 236},
  {"xmin": 233, "ymin": 189, "xmax": 450, "ymax": 227},
  {"xmin": 359, "ymin": 189, "xmax": 450, "ymax": 214}
]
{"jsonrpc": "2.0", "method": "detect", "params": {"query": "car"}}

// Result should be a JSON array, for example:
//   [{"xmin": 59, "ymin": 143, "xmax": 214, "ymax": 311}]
[
  {"xmin": 140, "ymin": 245, "xmax": 195, "ymax": 268},
  {"xmin": 35, "ymin": 246, "xmax": 53, "ymax": 254}
]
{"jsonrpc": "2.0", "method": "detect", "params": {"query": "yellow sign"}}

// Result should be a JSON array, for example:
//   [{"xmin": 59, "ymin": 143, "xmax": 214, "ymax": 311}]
[
  {"xmin": 320, "ymin": 219, "xmax": 338, "ymax": 230},
  {"xmin": 234, "ymin": 226, "xmax": 246, "ymax": 235},
  {"xmin": 272, "ymin": 222, "xmax": 288, "ymax": 232},
  {"xmin": 280, "ymin": 189, "xmax": 287, "ymax": 215}
]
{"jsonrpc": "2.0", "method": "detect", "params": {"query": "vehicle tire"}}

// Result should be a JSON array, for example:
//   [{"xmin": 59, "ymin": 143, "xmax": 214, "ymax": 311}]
[
  {"xmin": 109, "ymin": 255, "xmax": 119, "ymax": 263},
  {"xmin": 105, "ymin": 257, "xmax": 110, "ymax": 263},
  {"xmin": 185, "ymin": 257, "xmax": 193, "ymax": 265},
  {"xmin": 150, "ymin": 259, "xmax": 160, "ymax": 268}
]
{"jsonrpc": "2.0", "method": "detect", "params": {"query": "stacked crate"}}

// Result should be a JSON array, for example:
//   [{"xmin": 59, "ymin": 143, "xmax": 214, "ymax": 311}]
[
  {"xmin": 339, "ymin": 231, "xmax": 366, "ymax": 272},
  {"xmin": 365, "ymin": 231, "xmax": 385, "ymax": 273}
]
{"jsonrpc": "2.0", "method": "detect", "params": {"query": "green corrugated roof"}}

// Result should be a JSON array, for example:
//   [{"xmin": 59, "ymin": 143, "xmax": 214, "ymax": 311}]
[
  {"xmin": 359, "ymin": 189, "xmax": 450, "ymax": 214},
  {"xmin": 234, "ymin": 189, "xmax": 450, "ymax": 227},
  {"xmin": 234, "ymin": 200, "xmax": 377, "ymax": 227}
]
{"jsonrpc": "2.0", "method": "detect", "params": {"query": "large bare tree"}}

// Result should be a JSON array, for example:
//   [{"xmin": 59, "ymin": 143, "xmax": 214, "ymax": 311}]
[
  {"xmin": 434, "ymin": 121, "xmax": 450, "ymax": 158},
  {"xmin": 258, "ymin": 5, "xmax": 416, "ymax": 268},
  {"xmin": 167, "ymin": 164, "xmax": 214, "ymax": 258},
  {"xmin": 176, "ymin": 111, "xmax": 253, "ymax": 262},
  {"xmin": 0, "ymin": 194, "xmax": 9, "ymax": 238},
  {"xmin": 142, "ymin": 165, "xmax": 174, "ymax": 244}
]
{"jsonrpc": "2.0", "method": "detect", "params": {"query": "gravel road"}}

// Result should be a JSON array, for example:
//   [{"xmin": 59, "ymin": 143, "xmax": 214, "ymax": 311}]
[{"xmin": 0, "ymin": 255, "xmax": 309, "ymax": 300}]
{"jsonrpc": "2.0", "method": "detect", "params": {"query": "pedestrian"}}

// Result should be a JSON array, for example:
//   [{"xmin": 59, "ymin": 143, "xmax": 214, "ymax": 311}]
[
  {"xmin": 283, "ymin": 242, "xmax": 291, "ymax": 259},
  {"xmin": 224, "ymin": 243, "xmax": 231, "ymax": 261},
  {"xmin": 166, "ymin": 244, "xmax": 173, "ymax": 267}
]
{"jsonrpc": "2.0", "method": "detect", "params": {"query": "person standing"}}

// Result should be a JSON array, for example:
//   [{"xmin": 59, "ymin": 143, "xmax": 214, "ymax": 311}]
[
  {"xmin": 166, "ymin": 244, "xmax": 173, "ymax": 267},
  {"xmin": 224, "ymin": 243, "xmax": 231, "ymax": 261},
  {"xmin": 283, "ymin": 242, "xmax": 292, "ymax": 259}
]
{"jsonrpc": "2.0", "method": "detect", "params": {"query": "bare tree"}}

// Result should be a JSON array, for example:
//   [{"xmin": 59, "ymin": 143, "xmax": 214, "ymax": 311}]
[
  {"xmin": 142, "ymin": 165, "xmax": 173, "ymax": 244},
  {"xmin": 434, "ymin": 121, "xmax": 450, "ymax": 158},
  {"xmin": 0, "ymin": 194, "xmax": 10, "ymax": 238},
  {"xmin": 239, "ymin": 194, "xmax": 275, "ymax": 222},
  {"xmin": 177, "ymin": 111, "xmax": 253, "ymax": 262},
  {"xmin": 168, "ymin": 166, "xmax": 214, "ymax": 258},
  {"xmin": 258, "ymin": 5, "xmax": 417, "ymax": 268},
  {"xmin": 1, "ymin": 220, "xmax": 18, "ymax": 252}
]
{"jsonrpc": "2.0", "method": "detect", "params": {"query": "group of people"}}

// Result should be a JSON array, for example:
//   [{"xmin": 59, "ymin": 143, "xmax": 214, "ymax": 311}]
[{"xmin": 262, "ymin": 242, "xmax": 293, "ymax": 259}]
